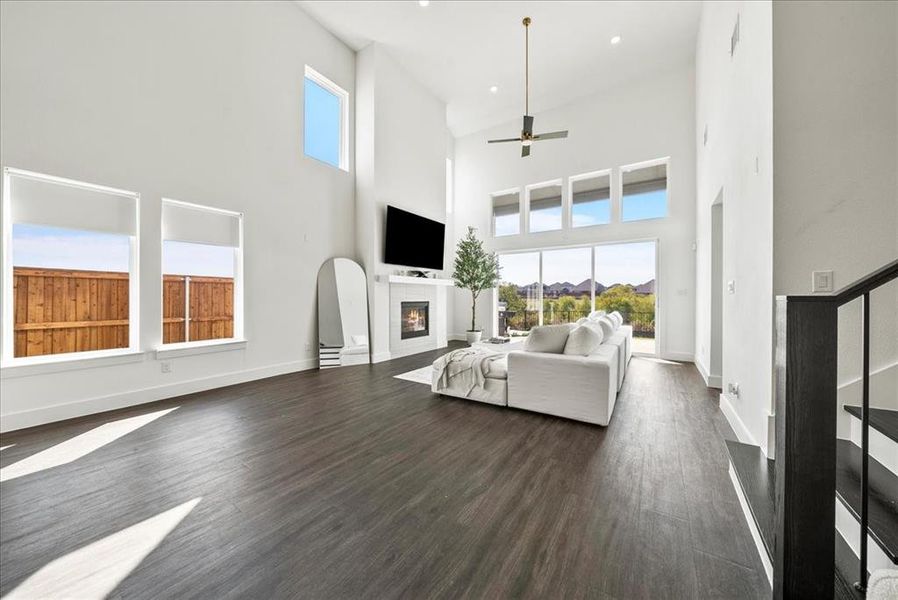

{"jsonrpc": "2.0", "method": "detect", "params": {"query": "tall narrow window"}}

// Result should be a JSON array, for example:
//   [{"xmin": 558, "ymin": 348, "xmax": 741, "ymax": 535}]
[
  {"xmin": 304, "ymin": 65, "xmax": 349, "ymax": 171},
  {"xmin": 571, "ymin": 171, "xmax": 611, "ymax": 227},
  {"xmin": 527, "ymin": 181, "xmax": 563, "ymax": 233},
  {"xmin": 491, "ymin": 190, "xmax": 520, "ymax": 237},
  {"xmin": 542, "ymin": 247, "xmax": 592, "ymax": 325},
  {"xmin": 2, "ymin": 168, "xmax": 139, "ymax": 362},
  {"xmin": 594, "ymin": 241, "xmax": 657, "ymax": 354},
  {"xmin": 161, "ymin": 200, "xmax": 243, "ymax": 346},
  {"xmin": 621, "ymin": 160, "xmax": 668, "ymax": 222}
]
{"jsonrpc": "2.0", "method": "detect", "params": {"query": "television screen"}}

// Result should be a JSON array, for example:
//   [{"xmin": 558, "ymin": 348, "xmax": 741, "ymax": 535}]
[{"xmin": 384, "ymin": 206, "xmax": 445, "ymax": 270}]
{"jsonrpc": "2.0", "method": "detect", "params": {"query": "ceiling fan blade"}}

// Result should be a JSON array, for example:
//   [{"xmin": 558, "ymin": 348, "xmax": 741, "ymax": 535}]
[
  {"xmin": 521, "ymin": 144, "xmax": 531, "ymax": 158},
  {"xmin": 523, "ymin": 115, "xmax": 534, "ymax": 136},
  {"xmin": 488, "ymin": 137, "xmax": 522, "ymax": 144},
  {"xmin": 533, "ymin": 130, "xmax": 568, "ymax": 140}
]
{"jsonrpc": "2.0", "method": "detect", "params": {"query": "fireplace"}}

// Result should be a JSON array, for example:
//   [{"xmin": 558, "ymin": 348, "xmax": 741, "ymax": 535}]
[{"xmin": 400, "ymin": 301, "xmax": 429, "ymax": 339}]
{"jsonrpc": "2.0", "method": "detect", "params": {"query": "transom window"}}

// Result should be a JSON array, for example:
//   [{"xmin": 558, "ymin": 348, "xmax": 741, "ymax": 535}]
[
  {"xmin": 304, "ymin": 65, "xmax": 349, "ymax": 171},
  {"xmin": 621, "ymin": 160, "xmax": 668, "ymax": 222},
  {"xmin": 527, "ymin": 181, "xmax": 563, "ymax": 233},
  {"xmin": 491, "ymin": 190, "xmax": 521, "ymax": 237},
  {"xmin": 570, "ymin": 171, "xmax": 611, "ymax": 228}
]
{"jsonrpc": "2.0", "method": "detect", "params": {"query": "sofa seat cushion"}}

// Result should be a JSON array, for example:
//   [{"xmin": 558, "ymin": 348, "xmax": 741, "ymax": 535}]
[
  {"xmin": 484, "ymin": 356, "xmax": 508, "ymax": 379},
  {"xmin": 524, "ymin": 323, "xmax": 576, "ymax": 354}
]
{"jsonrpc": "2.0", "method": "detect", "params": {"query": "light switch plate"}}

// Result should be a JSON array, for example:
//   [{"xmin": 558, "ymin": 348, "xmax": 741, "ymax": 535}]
[
  {"xmin": 812, "ymin": 270, "xmax": 834, "ymax": 293},
  {"xmin": 727, "ymin": 280, "xmax": 736, "ymax": 294}
]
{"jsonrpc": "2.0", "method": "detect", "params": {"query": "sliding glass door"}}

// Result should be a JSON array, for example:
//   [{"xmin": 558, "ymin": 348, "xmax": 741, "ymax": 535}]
[
  {"xmin": 541, "ymin": 247, "xmax": 592, "ymax": 325},
  {"xmin": 497, "ymin": 252, "xmax": 540, "ymax": 337},
  {"xmin": 594, "ymin": 241, "xmax": 657, "ymax": 354},
  {"xmin": 495, "ymin": 240, "xmax": 657, "ymax": 355}
]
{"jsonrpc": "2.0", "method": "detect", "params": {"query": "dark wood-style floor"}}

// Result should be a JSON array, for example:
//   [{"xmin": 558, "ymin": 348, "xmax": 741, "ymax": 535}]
[{"xmin": 0, "ymin": 344, "xmax": 770, "ymax": 599}]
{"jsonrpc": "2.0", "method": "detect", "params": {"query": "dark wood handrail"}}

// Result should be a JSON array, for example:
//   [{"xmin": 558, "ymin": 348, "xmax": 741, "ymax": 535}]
[{"xmin": 787, "ymin": 258, "xmax": 898, "ymax": 305}]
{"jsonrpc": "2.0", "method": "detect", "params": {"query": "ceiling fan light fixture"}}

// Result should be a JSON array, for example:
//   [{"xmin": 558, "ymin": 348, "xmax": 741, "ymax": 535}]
[{"xmin": 522, "ymin": 139, "xmax": 532, "ymax": 147}]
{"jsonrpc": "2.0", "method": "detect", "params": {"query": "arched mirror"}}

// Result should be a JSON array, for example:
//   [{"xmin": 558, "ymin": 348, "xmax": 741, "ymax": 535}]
[{"xmin": 317, "ymin": 258, "xmax": 370, "ymax": 368}]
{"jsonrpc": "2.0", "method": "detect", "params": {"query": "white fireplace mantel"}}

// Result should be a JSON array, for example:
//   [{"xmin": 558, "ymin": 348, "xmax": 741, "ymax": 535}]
[{"xmin": 377, "ymin": 274, "xmax": 455, "ymax": 287}]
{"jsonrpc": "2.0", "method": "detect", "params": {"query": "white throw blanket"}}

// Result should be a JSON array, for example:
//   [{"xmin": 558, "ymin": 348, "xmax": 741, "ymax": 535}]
[{"xmin": 433, "ymin": 348, "xmax": 504, "ymax": 395}]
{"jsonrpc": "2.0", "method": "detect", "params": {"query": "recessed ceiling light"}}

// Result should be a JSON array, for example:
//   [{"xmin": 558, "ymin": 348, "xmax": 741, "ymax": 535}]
[
  {"xmin": 610, "ymin": 35, "xmax": 622, "ymax": 45},
  {"xmin": 489, "ymin": 85, "xmax": 498, "ymax": 94},
  {"xmin": 418, "ymin": 0, "xmax": 430, "ymax": 6}
]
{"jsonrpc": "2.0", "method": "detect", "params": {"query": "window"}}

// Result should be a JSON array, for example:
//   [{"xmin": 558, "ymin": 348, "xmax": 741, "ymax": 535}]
[
  {"xmin": 491, "ymin": 190, "xmax": 520, "ymax": 237},
  {"xmin": 527, "ymin": 181, "xmax": 563, "ymax": 233},
  {"xmin": 161, "ymin": 199, "xmax": 243, "ymax": 346},
  {"xmin": 621, "ymin": 160, "xmax": 668, "ymax": 222},
  {"xmin": 570, "ymin": 171, "xmax": 611, "ymax": 228},
  {"xmin": 2, "ymin": 168, "xmax": 139, "ymax": 361},
  {"xmin": 594, "ymin": 241, "xmax": 657, "ymax": 354},
  {"xmin": 304, "ymin": 65, "xmax": 348, "ymax": 170},
  {"xmin": 497, "ymin": 252, "xmax": 540, "ymax": 336}
]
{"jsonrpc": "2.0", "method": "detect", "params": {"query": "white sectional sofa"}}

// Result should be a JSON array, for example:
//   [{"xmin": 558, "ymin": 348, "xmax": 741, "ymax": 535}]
[{"xmin": 431, "ymin": 311, "xmax": 633, "ymax": 426}]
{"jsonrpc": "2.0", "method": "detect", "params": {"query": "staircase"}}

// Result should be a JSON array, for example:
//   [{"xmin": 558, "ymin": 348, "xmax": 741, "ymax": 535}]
[{"xmin": 725, "ymin": 259, "xmax": 898, "ymax": 599}]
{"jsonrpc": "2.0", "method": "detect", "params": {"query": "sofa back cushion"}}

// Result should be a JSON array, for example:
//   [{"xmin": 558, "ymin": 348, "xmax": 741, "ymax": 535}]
[
  {"xmin": 597, "ymin": 316, "xmax": 616, "ymax": 340},
  {"xmin": 609, "ymin": 311, "xmax": 623, "ymax": 329},
  {"xmin": 588, "ymin": 310, "xmax": 606, "ymax": 321},
  {"xmin": 563, "ymin": 324, "xmax": 603, "ymax": 356},
  {"xmin": 524, "ymin": 323, "xmax": 575, "ymax": 354}
]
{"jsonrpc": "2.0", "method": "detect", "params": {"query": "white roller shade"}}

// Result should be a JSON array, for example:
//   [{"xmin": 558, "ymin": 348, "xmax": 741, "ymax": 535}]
[
  {"xmin": 162, "ymin": 202, "xmax": 240, "ymax": 247},
  {"xmin": 10, "ymin": 173, "xmax": 137, "ymax": 236}
]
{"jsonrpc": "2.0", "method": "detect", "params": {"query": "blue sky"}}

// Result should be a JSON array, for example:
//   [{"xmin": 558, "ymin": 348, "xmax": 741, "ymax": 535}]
[
  {"xmin": 573, "ymin": 199, "xmax": 611, "ymax": 227},
  {"xmin": 622, "ymin": 189, "xmax": 667, "ymax": 221},
  {"xmin": 304, "ymin": 77, "xmax": 341, "ymax": 168},
  {"xmin": 499, "ymin": 241, "xmax": 656, "ymax": 286},
  {"xmin": 13, "ymin": 224, "xmax": 234, "ymax": 277}
]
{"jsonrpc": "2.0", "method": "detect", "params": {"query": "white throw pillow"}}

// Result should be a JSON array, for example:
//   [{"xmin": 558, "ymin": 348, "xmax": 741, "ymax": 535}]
[
  {"xmin": 609, "ymin": 311, "xmax": 623, "ymax": 329},
  {"xmin": 524, "ymin": 323, "xmax": 575, "ymax": 354},
  {"xmin": 588, "ymin": 310, "xmax": 606, "ymax": 321},
  {"xmin": 580, "ymin": 319, "xmax": 605, "ymax": 344},
  {"xmin": 597, "ymin": 316, "xmax": 615, "ymax": 340},
  {"xmin": 563, "ymin": 325, "xmax": 603, "ymax": 356},
  {"xmin": 576, "ymin": 317, "xmax": 589, "ymax": 325}
]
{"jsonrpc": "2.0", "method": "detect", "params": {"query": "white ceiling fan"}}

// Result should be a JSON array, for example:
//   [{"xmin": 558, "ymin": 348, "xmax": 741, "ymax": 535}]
[{"xmin": 488, "ymin": 17, "xmax": 569, "ymax": 158}]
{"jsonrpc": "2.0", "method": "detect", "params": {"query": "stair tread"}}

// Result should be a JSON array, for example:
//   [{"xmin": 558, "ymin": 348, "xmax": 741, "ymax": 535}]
[
  {"xmin": 835, "ymin": 439, "xmax": 898, "ymax": 564},
  {"xmin": 725, "ymin": 439, "xmax": 775, "ymax": 560},
  {"xmin": 834, "ymin": 531, "xmax": 867, "ymax": 600},
  {"xmin": 844, "ymin": 405, "xmax": 898, "ymax": 444}
]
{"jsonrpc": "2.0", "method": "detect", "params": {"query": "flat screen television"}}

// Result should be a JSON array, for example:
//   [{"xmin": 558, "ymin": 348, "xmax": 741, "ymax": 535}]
[{"xmin": 384, "ymin": 205, "xmax": 445, "ymax": 270}]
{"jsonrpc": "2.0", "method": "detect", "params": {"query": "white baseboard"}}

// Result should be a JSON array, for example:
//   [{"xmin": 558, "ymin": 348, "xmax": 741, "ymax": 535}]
[
  {"xmin": 694, "ymin": 355, "xmax": 722, "ymax": 388},
  {"xmin": 660, "ymin": 351, "xmax": 694, "ymax": 362},
  {"xmin": 0, "ymin": 358, "xmax": 316, "ymax": 433},
  {"xmin": 719, "ymin": 392, "xmax": 757, "ymax": 447},
  {"xmin": 371, "ymin": 351, "xmax": 392, "ymax": 364},
  {"xmin": 728, "ymin": 464, "xmax": 773, "ymax": 586}
]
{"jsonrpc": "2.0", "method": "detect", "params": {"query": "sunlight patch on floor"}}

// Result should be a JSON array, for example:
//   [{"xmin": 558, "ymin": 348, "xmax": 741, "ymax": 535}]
[
  {"xmin": 0, "ymin": 408, "xmax": 177, "ymax": 483},
  {"xmin": 0, "ymin": 444, "xmax": 15, "ymax": 452},
  {"xmin": 5, "ymin": 497, "xmax": 201, "ymax": 600}
]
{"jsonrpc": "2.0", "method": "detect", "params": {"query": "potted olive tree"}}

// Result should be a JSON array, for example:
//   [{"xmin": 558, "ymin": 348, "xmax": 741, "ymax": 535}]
[{"xmin": 452, "ymin": 227, "xmax": 501, "ymax": 345}]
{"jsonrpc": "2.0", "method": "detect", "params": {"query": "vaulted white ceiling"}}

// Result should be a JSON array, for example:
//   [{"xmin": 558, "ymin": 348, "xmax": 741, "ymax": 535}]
[{"xmin": 298, "ymin": 1, "xmax": 701, "ymax": 137}]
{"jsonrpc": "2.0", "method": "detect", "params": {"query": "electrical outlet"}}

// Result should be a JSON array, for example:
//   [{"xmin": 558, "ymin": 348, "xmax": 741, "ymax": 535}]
[
  {"xmin": 812, "ymin": 270, "xmax": 834, "ymax": 293},
  {"xmin": 727, "ymin": 382, "xmax": 740, "ymax": 398},
  {"xmin": 161, "ymin": 361, "xmax": 172, "ymax": 373},
  {"xmin": 727, "ymin": 280, "xmax": 736, "ymax": 294}
]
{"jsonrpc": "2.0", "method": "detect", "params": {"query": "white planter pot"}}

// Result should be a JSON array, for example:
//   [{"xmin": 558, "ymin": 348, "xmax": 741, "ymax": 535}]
[{"xmin": 466, "ymin": 330, "xmax": 483, "ymax": 345}]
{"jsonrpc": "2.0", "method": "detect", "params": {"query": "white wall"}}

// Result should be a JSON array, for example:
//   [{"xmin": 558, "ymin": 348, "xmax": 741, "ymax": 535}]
[
  {"xmin": 451, "ymin": 68, "xmax": 697, "ymax": 361},
  {"xmin": 355, "ymin": 44, "xmax": 450, "ymax": 362},
  {"xmin": 694, "ymin": 1, "xmax": 774, "ymax": 450},
  {"xmin": 0, "ymin": 1, "xmax": 356, "ymax": 431},
  {"xmin": 772, "ymin": 0, "xmax": 898, "ymax": 429}
]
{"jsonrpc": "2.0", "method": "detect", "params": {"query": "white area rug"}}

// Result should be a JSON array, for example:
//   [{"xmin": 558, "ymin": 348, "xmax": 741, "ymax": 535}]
[{"xmin": 394, "ymin": 366, "xmax": 431, "ymax": 385}]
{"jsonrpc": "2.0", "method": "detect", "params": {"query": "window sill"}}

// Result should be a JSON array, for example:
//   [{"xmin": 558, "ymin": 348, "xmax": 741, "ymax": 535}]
[
  {"xmin": 1, "ymin": 348, "xmax": 145, "ymax": 379},
  {"xmin": 155, "ymin": 338, "xmax": 247, "ymax": 359}
]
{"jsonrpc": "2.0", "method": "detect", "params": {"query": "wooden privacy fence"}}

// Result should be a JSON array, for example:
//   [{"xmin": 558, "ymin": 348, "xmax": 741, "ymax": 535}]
[{"xmin": 13, "ymin": 267, "xmax": 233, "ymax": 358}]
